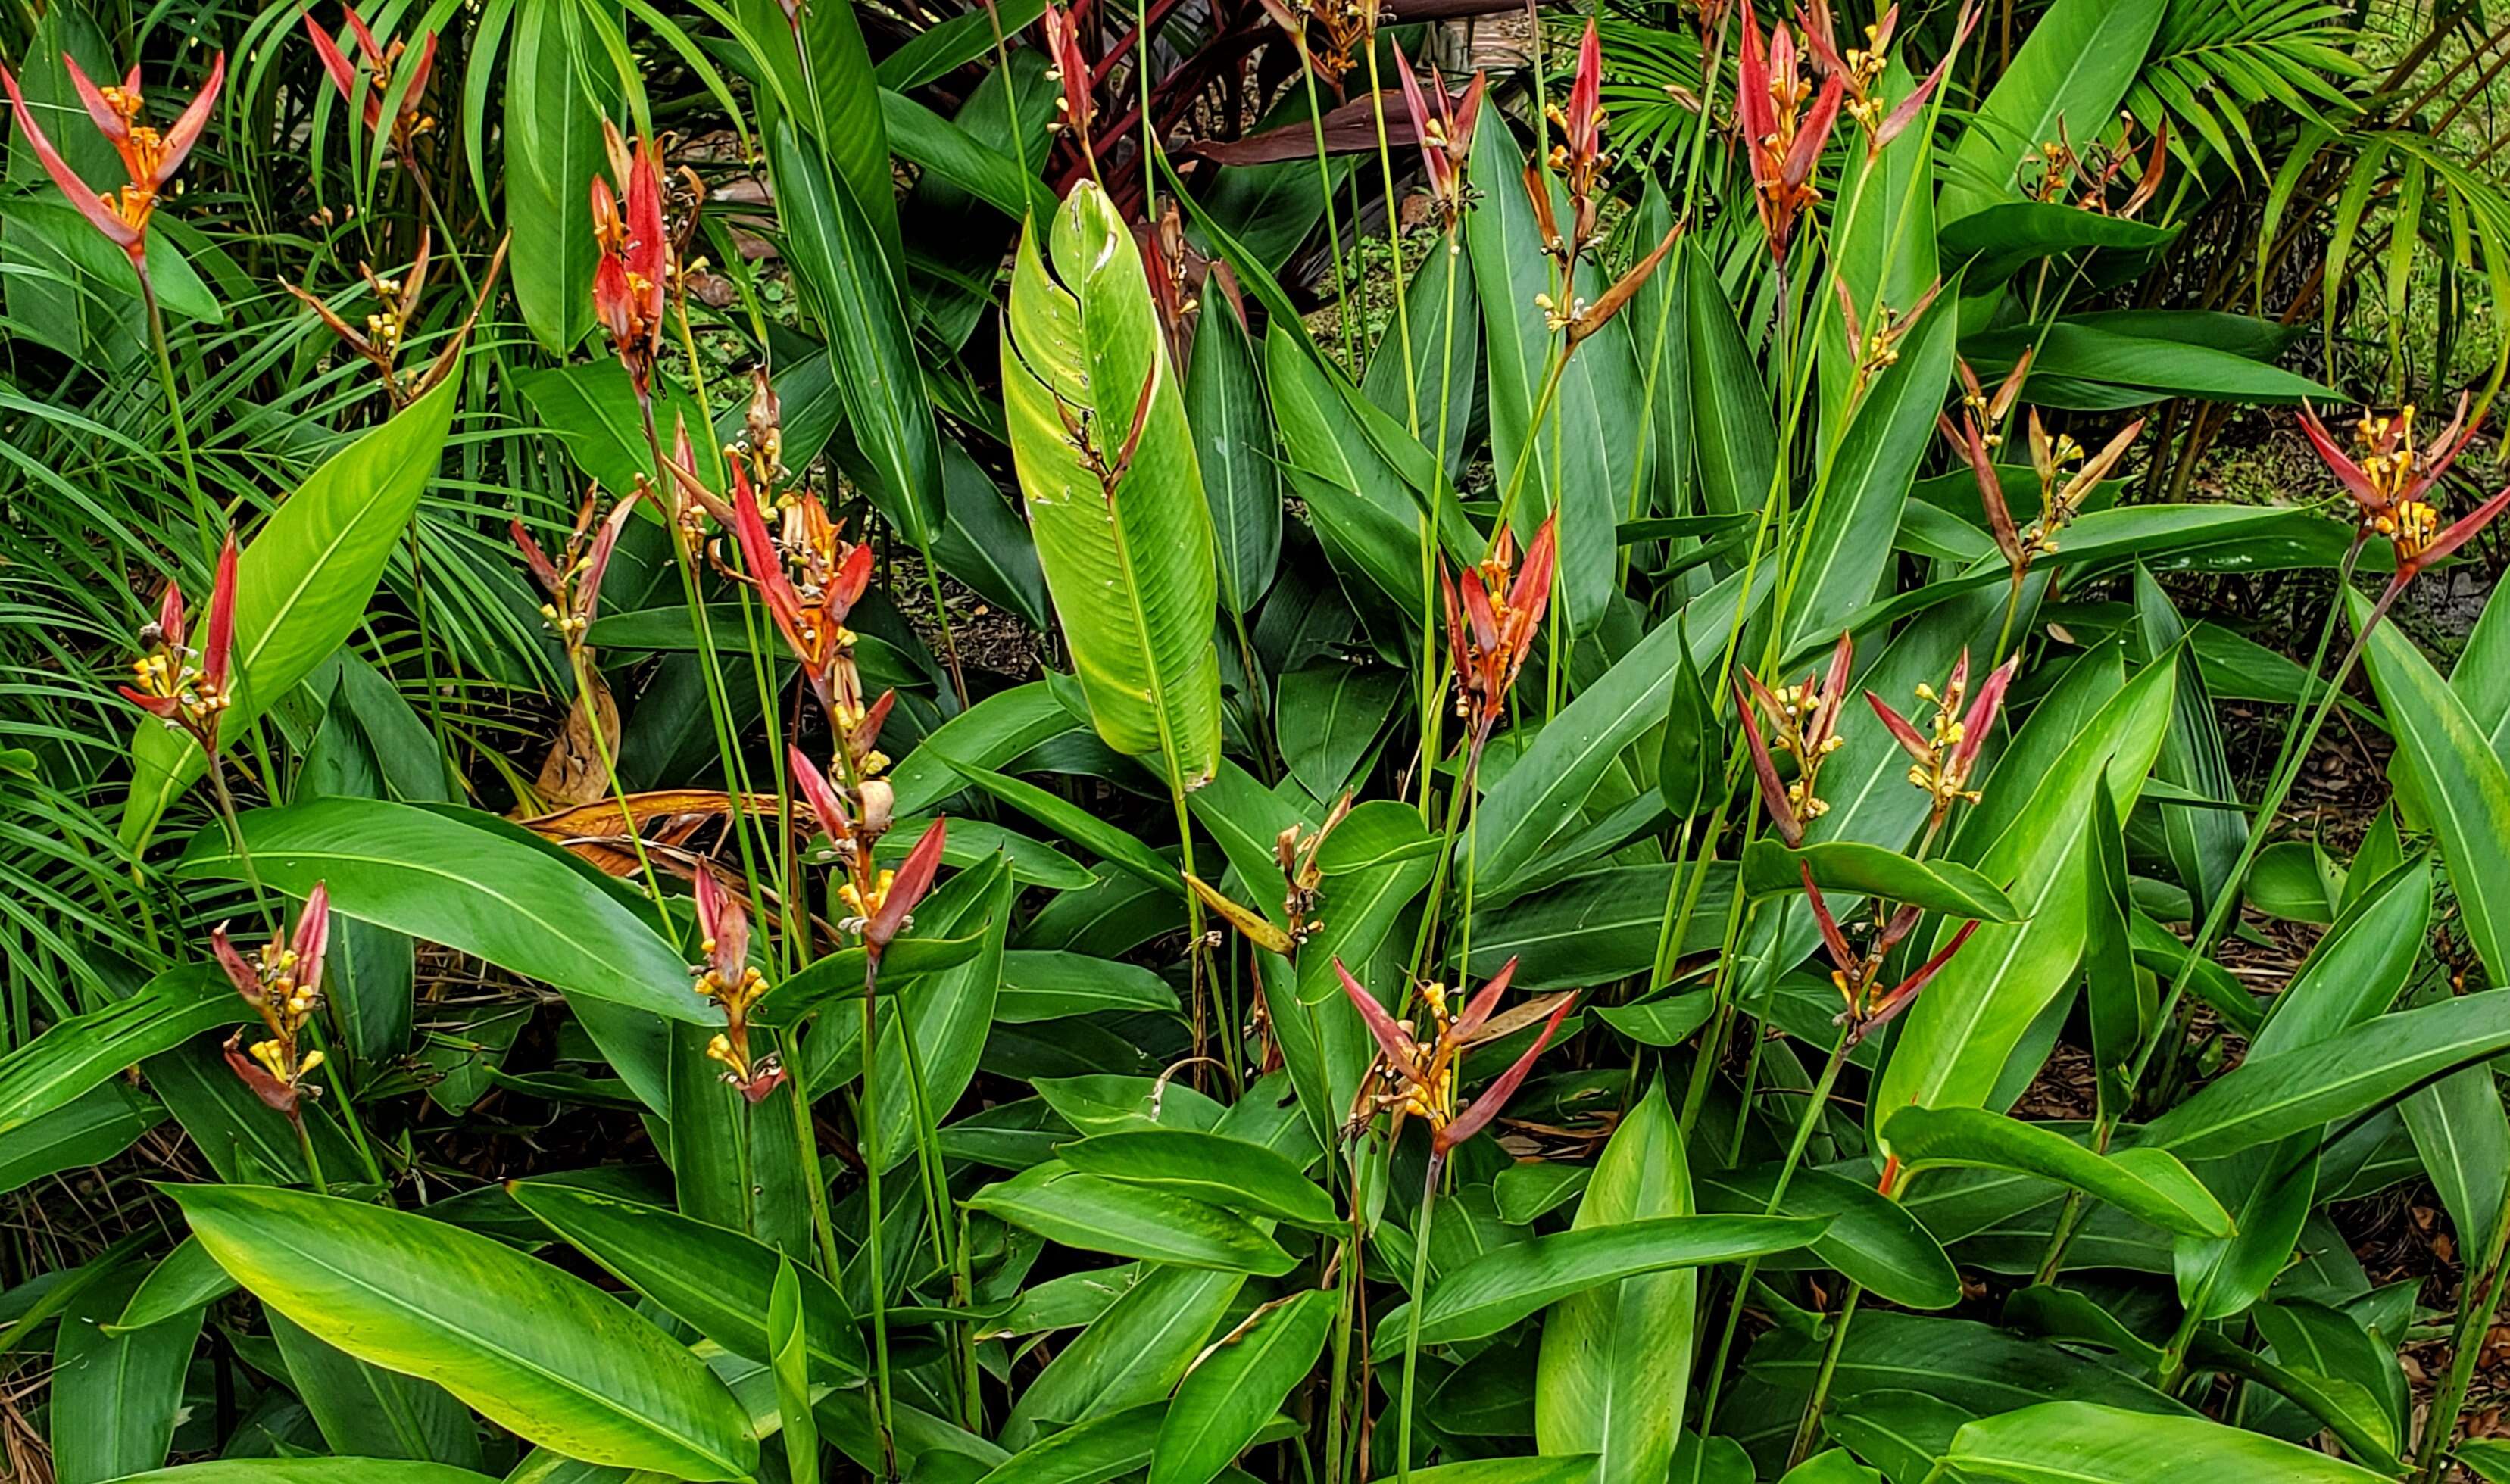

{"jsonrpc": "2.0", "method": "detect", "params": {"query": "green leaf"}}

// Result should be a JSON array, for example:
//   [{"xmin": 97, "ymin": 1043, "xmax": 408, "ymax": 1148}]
[
  {"xmin": 98, "ymin": 1466, "xmax": 498, "ymax": 1483},
  {"xmin": 975, "ymin": 1401, "xmax": 1166, "ymax": 1484},
  {"xmin": 507, "ymin": 1179, "xmax": 864, "ymax": 1383},
  {"xmin": 1150, "ymin": 1289, "xmax": 1334, "ymax": 1484},
  {"xmin": 1595, "ymin": 993, "xmax": 1717, "ymax": 1048},
  {"xmin": 771, "ymin": 118, "xmax": 943, "ymax": 545},
  {"xmin": 123, "ymin": 374, "xmax": 462, "ymax": 848},
  {"xmin": 171, "ymin": 1184, "xmax": 756, "ymax": 1479},
  {"xmin": 1942, "ymin": 0, "xmax": 2168, "ymax": 220},
  {"xmin": 966, "ymin": 1161, "xmax": 1297, "ymax": 1274},
  {"xmin": 0, "ymin": 1080, "xmax": 162, "ymax": 1196},
  {"xmin": 1695, "ymin": 1165, "xmax": 1961, "ymax": 1311},
  {"xmin": 1376, "ymin": 1215, "xmax": 1828, "ymax": 1353},
  {"xmin": 110, "ymin": 1238, "xmax": 234, "ymax": 1335},
  {"xmin": 0, "ymin": 965, "xmax": 232, "ymax": 1135},
  {"xmin": 934, "ymin": 753, "xmax": 1179, "ymax": 891},
  {"xmin": 1742, "ymin": 840, "xmax": 2021, "ymax": 921},
  {"xmin": 2356, "ymin": 588, "xmax": 2510, "ymax": 985},
  {"xmin": 1057, "ymin": 1129, "xmax": 1338, "ymax": 1231},
  {"xmin": 888, "ymin": 681, "xmax": 1078, "ymax": 815},
  {"xmin": 998, "ymin": 950, "xmax": 1182, "ymax": 1022},
  {"xmin": 768, "ymin": 1261, "xmax": 819, "ymax": 1484},
  {"xmin": 1470, "ymin": 577, "xmax": 1755, "ymax": 898},
  {"xmin": 267, "ymin": 1309, "xmax": 482, "ymax": 1469},
  {"xmin": 1363, "ymin": 1459, "xmax": 1601, "ymax": 1484},
  {"xmin": 2142, "ymin": 990, "xmax": 2510, "ymax": 1157},
  {"xmin": 1537, "ymin": 1083, "xmax": 1697, "ymax": 1484},
  {"xmin": 503, "ymin": 0, "xmax": 611, "ymax": 353},
  {"xmin": 52, "ymin": 1262, "xmax": 199, "ymax": 1482},
  {"xmin": 1878, "ymin": 653, "xmax": 2178, "ymax": 1119},
  {"xmin": 1881, "ymin": 1106, "xmax": 2231, "ymax": 1236},
  {"xmin": 1003, "ymin": 182, "xmax": 1222, "ymax": 787},
  {"xmin": 2458, "ymin": 1439, "xmax": 2510, "ymax": 1482},
  {"xmin": 515, "ymin": 362, "xmax": 723, "ymax": 501},
  {"xmin": 1185, "ymin": 298, "xmax": 1282, "ymax": 613},
  {"xmin": 1966, "ymin": 322, "xmax": 2335, "ymax": 405},
  {"xmin": 1944, "ymin": 1400, "xmax": 2390, "ymax": 1481},
  {"xmin": 1278, "ymin": 666, "xmax": 1406, "ymax": 804},
  {"xmin": 1938, "ymin": 202, "xmax": 2176, "ymax": 282},
  {"xmin": 173, "ymin": 800, "xmax": 704, "ymax": 1108},
  {"xmin": 1001, "ymin": 1265, "xmax": 1245, "ymax": 1451},
  {"xmin": 1685, "ymin": 242, "xmax": 1777, "ymax": 522}
]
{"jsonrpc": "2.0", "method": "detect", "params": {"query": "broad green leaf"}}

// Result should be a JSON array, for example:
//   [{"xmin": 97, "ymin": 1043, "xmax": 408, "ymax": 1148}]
[
  {"xmin": 1470, "ymin": 575, "xmax": 1754, "ymax": 898},
  {"xmin": 1057, "ymin": 1129, "xmax": 1337, "ymax": 1231},
  {"xmin": 2403, "ymin": 1056, "xmax": 2508, "ymax": 1259},
  {"xmin": 2356, "ymin": 588, "xmax": 2510, "ymax": 984},
  {"xmin": 2142, "ymin": 990, "xmax": 2510, "ymax": 1157},
  {"xmin": 172, "ymin": 1184, "xmax": 756, "ymax": 1479},
  {"xmin": 1878, "ymin": 654, "xmax": 2177, "ymax": 1121},
  {"xmin": 507, "ymin": 1180, "xmax": 864, "ymax": 1383},
  {"xmin": 1943, "ymin": 1400, "xmax": 2389, "ymax": 1481},
  {"xmin": 109, "ymin": 1238, "xmax": 233, "ymax": 1334},
  {"xmin": 1185, "ymin": 298, "xmax": 1281, "ymax": 613},
  {"xmin": 52, "ymin": 1264, "xmax": 198, "ymax": 1482},
  {"xmin": 2252, "ymin": 854, "xmax": 2430, "ymax": 1053},
  {"xmin": 869, "ymin": 856, "xmax": 1014, "ymax": 1171},
  {"xmin": 174, "ymin": 799, "xmax": 702, "ymax": 1108},
  {"xmin": 1003, "ymin": 182, "xmax": 1221, "ymax": 787},
  {"xmin": 935, "ymin": 753, "xmax": 1177, "ymax": 890},
  {"xmin": 2458, "ymin": 1438, "xmax": 2510, "ymax": 1482},
  {"xmin": 1363, "ymin": 220, "xmax": 1482, "ymax": 483},
  {"xmin": 1881, "ymin": 1105, "xmax": 2231, "ymax": 1236},
  {"xmin": 976, "ymin": 1401, "xmax": 1166, "ymax": 1484},
  {"xmin": 768, "ymin": 1261, "xmax": 819, "ymax": 1484},
  {"xmin": 100, "ymin": 1466, "xmax": 497, "ymax": 1483},
  {"xmin": 1942, "ymin": 0, "xmax": 2168, "ymax": 221},
  {"xmin": 1938, "ymin": 203, "xmax": 2175, "ymax": 283},
  {"xmin": 1786, "ymin": 282, "xmax": 1958, "ymax": 648},
  {"xmin": 1967, "ymin": 322, "xmax": 2334, "ymax": 404},
  {"xmin": 771, "ymin": 118, "xmax": 943, "ymax": 545},
  {"xmin": 1001, "ymin": 1264, "xmax": 1245, "ymax": 1451},
  {"xmin": 0, "ymin": 965, "xmax": 231, "ymax": 1135},
  {"xmin": 967, "ymin": 1161, "xmax": 1296, "ymax": 1274},
  {"xmin": 1376, "ymin": 1215, "xmax": 1827, "ymax": 1353},
  {"xmin": 888, "ymin": 682, "xmax": 1076, "ymax": 815},
  {"xmin": 1686, "ymin": 242, "xmax": 1777, "ymax": 522},
  {"xmin": 1741, "ymin": 840, "xmax": 2021, "ymax": 921},
  {"xmin": 1779, "ymin": 1451, "xmax": 1881, "ymax": 1483},
  {"xmin": 997, "ymin": 950, "xmax": 1180, "ymax": 1021},
  {"xmin": 268, "ymin": 1309, "xmax": 482, "ymax": 1469},
  {"xmin": 124, "ymin": 375, "xmax": 462, "ymax": 847},
  {"xmin": 1537, "ymin": 1083, "xmax": 1696, "ymax": 1484},
  {"xmin": 514, "ymin": 362, "xmax": 723, "ymax": 501},
  {"xmin": 0, "ymin": 1080, "xmax": 162, "ymax": 1196},
  {"xmin": 1363, "ymin": 1459, "xmax": 1601, "ymax": 1484},
  {"xmin": 1278, "ymin": 666, "xmax": 1406, "ymax": 804},
  {"xmin": 503, "ymin": 0, "xmax": 610, "ymax": 352},
  {"xmin": 1149, "ymin": 1289, "xmax": 1333, "ymax": 1484},
  {"xmin": 1696, "ymin": 1165, "xmax": 1960, "ymax": 1311}
]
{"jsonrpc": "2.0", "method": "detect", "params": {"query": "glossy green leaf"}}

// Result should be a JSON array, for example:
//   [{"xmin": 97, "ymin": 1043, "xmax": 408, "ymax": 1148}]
[
  {"xmin": 507, "ymin": 1179, "xmax": 865, "ymax": 1382},
  {"xmin": 1002, "ymin": 182, "xmax": 1221, "ymax": 787},
  {"xmin": 768, "ymin": 1260, "xmax": 819, "ymax": 1484},
  {"xmin": 1537, "ymin": 1083, "xmax": 1696, "ymax": 1483},
  {"xmin": 101, "ymin": 1466, "xmax": 498, "ymax": 1483},
  {"xmin": 997, "ymin": 950, "xmax": 1181, "ymax": 1022},
  {"xmin": 1057, "ymin": 1129, "xmax": 1336, "ymax": 1231},
  {"xmin": 772, "ymin": 118, "xmax": 942, "ymax": 545},
  {"xmin": 501, "ymin": 0, "xmax": 610, "ymax": 351},
  {"xmin": 1881, "ymin": 1105, "xmax": 2231, "ymax": 1236},
  {"xmin": 1000, "ymin": 1264, "xmax": 1245, "ymax": 1451},
  {"xmin": 1696, "ymin": 1165, "xmax": 1961, "ymax": 1311},
  {"xmin": 1943, "ymin": 1400, "xmax": 2389, "ymax": 1481},
  {"xmin": 1185, "ymin": 298, "xmax": 1281, "ymax": 613},
  {"xmin": 1149, "ymin": 1289, "xmax": 1333, "ymax": 1484},
  {"xmin": 2143, "ymin": 990, "xmax": 2510, "ymax": 1157},
  {"xmin": 267, "ymin": 1308, "xmax": 482, "ymax": 1469},
  {"xmin": 173, "ymin": 1184, "xmax": 756, "ymax": 1479},
  {"xmin": 933, "ymin": 753, "xmax": 1178, "ymax": 890},
  {"xmin": 1363, "ymin": 1459, "xmax": 1601, "ymax": 1484},
  {"xmin": 0, "ymin": 965, "xmax": 230, "ymax": 1135},
  {"xmin": 1377, "ymin": 1215, "xmax": 1827, "ymax": 1352},
  {"xmin": 124, "ymin": 374, "xmax": 462, "ymax": 847},
  {"xmin": 976, "ymin": 1401, "xmax": 1166, "ymax": 1484},
  {"xmin": 52, "ymin": 1263, "xmax": 198, "ymax": 1482},
  {"xmin": 1685, "ymin": 242, "xmax": 1777, "ymax": 521},
  {"xmin": 0, "ymin": 1079, "xmax": 163, "ymax": 1196},
  {"xmin": 966, "ymin": 1161, "xmax": 1296, "ymax": 1274},
  {"xmin": 1741, "ymin": 840, "xmax": 2021, "ymax": 921},
  {"xmin": 1942, "ymin": 0, "xmax": 2168, "ymax": 220}
]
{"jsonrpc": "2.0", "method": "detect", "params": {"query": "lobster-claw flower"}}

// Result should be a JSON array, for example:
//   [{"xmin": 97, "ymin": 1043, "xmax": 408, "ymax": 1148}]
[
  {"xmin": 305, "ymin": 5, "xmax": 437, "ymax": 141},
  {"xmin": 1800, "ymin": 0, "xmax": 1978, "ymax": 152},
  {"xmin": 1434, "ymin": 993, "xmax": 1575, "ymax": 1155},
  {"xmin": 1040, "ymin": 3, "xmax": 1099, "ymax": 171},
  {"xmin": 1737, "ymin": 632, "xmax": 1854, "ymax": 846},
  {"xmin": 2384, "ymin": 480, "xmax": 2510, "ymax": 597},
  {"xmin": 1737, "ymin": 0, "xmax": 1843, "ymax": 261},
  {"xmin": 855, "ymin": 818, "xmax": 946, "ymax": 956},
  {"xmin": 590, "ymin": 124, "xmax": 670, "ymax": 393},
  {"xmin": 1, "ymin": 49, "xmax": 224, "ymax": 266},
  {"xmin": 121, "ymin": 530, "xmax": 238, "ymax": 757},
  {"xmin": 1395, "ymin": 48, "xmax": 1484, "ymax": 227},
  {"xmin": 1866, "ymin": 648, "xmax": 2017, "ymax": 820},
  {"xmin": 2299, "ymin": 397, "xmax": 2483, "ymax": 574},
  {"xmin": 512, "ymin": 493, "xmax": 635, "ymax": 652},
  {"xmin": 215, "ymin": 884, "xmax": 332, "ymax": 1116},
  {"xmin": 1535, "ymin": 20, "xmax": 1609, "ymax": 262},
  {"xmin": 1442, "ymin": 514, "xmax": 1559, "ymax": 745},
  {"xmin": 731, "ymin": 468, "xmax": 874, "ymax": 721},
  {"xmin": 691, "ymin": 865, "xmax": 786, "ymax": 1102},
  {"xmin": 1335, "ymin": 956, "xmax": 1578, "ymax": 1155},
  {"xmin": 1799, "ymin": 862, "xmax": 1979, "ymax": 1040}
]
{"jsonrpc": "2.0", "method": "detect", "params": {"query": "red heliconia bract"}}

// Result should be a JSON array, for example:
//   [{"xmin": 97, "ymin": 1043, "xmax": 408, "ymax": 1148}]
[
  {"xmin": 1736, "ymin": 0, "xmax": 1842, "ymax": 262},
  {"xmin": 121, "ymin": 531, "xmax": 238, "ymax": 758},
  {"xmin": 1394, "ymin": 47, "xmax": 1483, "ymax": 228},
  {"xmin": 0, "ymin": 49, "xmax": 225, "ymax": 267},
  {"xmin": 215, "ymin": 883, "xmax": 333, "ymax": 1117},
  {"xmin": 1865, "ymin": 648, "xmax": 2018, "ymax": 825},
  {"xmin": 304, "ymin": 5, "xmax": 437, "ymax": 142},
  {"xmin": 1442, "ymin": 513, "xmax": 1559, "ymax": 748},
  {"xmin": 590, "ymin": 126, "xmax": 670, "ymax": 395}
]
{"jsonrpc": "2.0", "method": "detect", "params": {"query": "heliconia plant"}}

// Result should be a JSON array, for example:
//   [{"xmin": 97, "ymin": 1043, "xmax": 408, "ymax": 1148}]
[{"xmin": 11, "ymin": 0, "xmax": 2510, "ymax": 1482}]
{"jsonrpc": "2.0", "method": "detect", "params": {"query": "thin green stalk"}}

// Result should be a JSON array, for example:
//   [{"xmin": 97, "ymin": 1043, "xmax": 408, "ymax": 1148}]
[
  {"xmin": 1790, "ymin": 1280, "xmax": 1865, "ymax": 1464},
  {"xmin": 859, "ymin": 955, "xmax": 898, "ymax": 1480},
  {"xmin": 139, "ymin": 273, "xmax": 216, "ymax": 559},
  {"xmin": 291, "ymin": 1110, "xmax": 328, "ymax": 1193},
  {"xmin": 1363, "ymin": 42, "xmax": 1418, "ymax": 430},
  {"xmin": 1297, "ymin": 51, "xmax": 1362, "ymax": 375},
  {"xmin": 1419, "ymin": 228, "xmax": 1466, "ymax": 822},
  {"xmin": 1694, "ymin": 1030, "xmax": 1853, "ymax": 1438},
  {"xmin": 1397, "ymin": 1152, "xmax": 1442, "ymax": 1481},
  {"xmin": 2416, "ymin": 1175, "xmax": 2510, "ymax": 1481}
]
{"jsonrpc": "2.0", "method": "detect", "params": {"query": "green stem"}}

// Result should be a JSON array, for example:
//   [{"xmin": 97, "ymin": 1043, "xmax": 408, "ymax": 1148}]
[
  {"xmin": 2416, "ymin": 1176, "xmax": 2510, "ymax": 1481},
  {"xmin": 291, "ymin": 1110, "xmax": 328, "ymax": 1193},
  {"xmin": 1362, "ymin": 43, "xmax": 1416, "ymax": 428},
  {"xmin": 1397, "ymin": 1152, "xmax": 1442, "ymax": 1481},
  {"xmin": 1790, "ymin": 1281, "xmax": 1864, "ymax": 1465},
  {"xmin": 140, "ymin": 272, "xmax": 216, "ymax": 560},
  {"xmin": 859, "ymin": 954, "xmax": 898, "ymax": 1479},
  {"xmin": 1298, "ymin": 52, "xmax": 1361, "ymax": 376}
]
